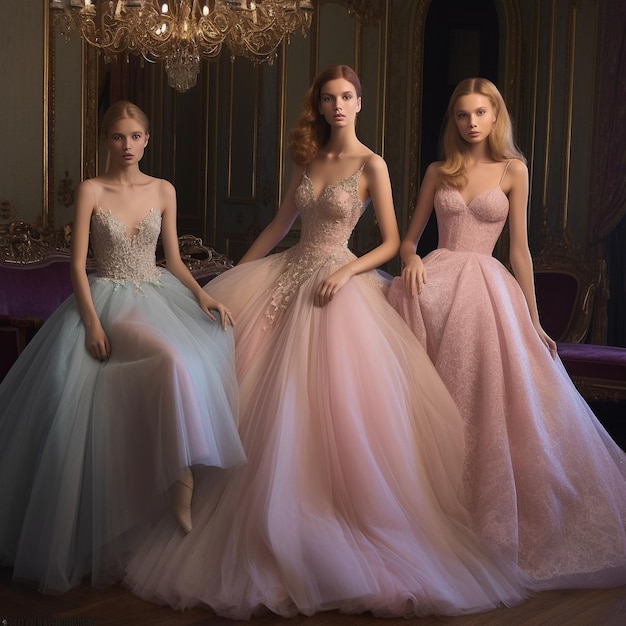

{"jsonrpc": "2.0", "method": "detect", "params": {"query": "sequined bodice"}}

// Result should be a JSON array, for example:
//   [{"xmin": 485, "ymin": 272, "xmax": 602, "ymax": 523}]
[
  {"xmin": 90, "ymin": 208, "xmax": 162, "ymax": 285},
  {"xmin": 434, "ymin": 186, "xmax": 509, "ymax": 255},
  {"xmin": 295, "ymin": 166, "xmax": 369, "ymax": 254},
  {"xmin": 264, "ymin": 165, "xmax": 371, "ymax": 328}
]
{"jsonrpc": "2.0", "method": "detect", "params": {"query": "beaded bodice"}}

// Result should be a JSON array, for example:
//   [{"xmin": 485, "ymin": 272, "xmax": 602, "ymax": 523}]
[
  {"xmin": 264, "ymin": 164, "xmax": 371, "ymax": 327},
  {"xmin": 295, "ymin": 165, "xmax": 369, "ymax": 254},
  {"xmin": 434, "ymin": 186, "xmax": 509, "ymax": 256},
  {"xmin": 90, "ymin": 208, "xmax": 162, "ymax": 286}
]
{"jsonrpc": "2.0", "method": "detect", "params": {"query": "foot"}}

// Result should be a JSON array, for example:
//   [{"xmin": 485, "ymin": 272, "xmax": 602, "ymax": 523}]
[{"xmin": 172, "ymin": 469, "xmax": 194, "ymax": 534}]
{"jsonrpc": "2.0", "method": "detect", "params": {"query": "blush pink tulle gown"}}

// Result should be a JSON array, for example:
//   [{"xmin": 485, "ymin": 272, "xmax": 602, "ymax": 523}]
[
  {"xmin": 388, "ymin": 179, "xmax": 626, "ymax": 589},
  {"xmin": 123, "ymin": 164, "xmax": 535, "ymax": 619}
]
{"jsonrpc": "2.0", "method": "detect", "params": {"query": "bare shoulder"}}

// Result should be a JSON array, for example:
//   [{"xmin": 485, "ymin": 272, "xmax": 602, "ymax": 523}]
[
  {"xmin": 77, "ymin": 177, "xmax": 100, "ymax": 193},
  {"xmin": 422, "ymin": 161, "xmax": 444, "ymax": 187},
  {"xmin": 363, "ymin": 152, "xmax": 389, "ymax": 176},
  {"xmin": 75, "ymin": 177, "xmax": 102, "ymax": 206},
  {"xmin": 425, "ymin": 161, "xmax": 444, "ymax": 177},
  {"xmin": 506, "ymin": 158, "xmax": 528, "ymax": 178},
  {"xmin": 156, "ymin": 177, "xmax": 176, "ymax": 194},
  {"xmin": 502, "ymin": 159, "xmax": 528, "ymax": 195}
]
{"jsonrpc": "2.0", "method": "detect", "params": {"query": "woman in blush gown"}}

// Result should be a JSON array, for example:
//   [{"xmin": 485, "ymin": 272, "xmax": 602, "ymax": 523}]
[
  {"xmin": 124, "ymin": 65, "xmax": 534, "ymax": 620},
  {"xmin": 388, "ymin": 77, "xmax": 626, "ymax": 589},
  {"xmin": 0, "ymin": 101, "xmax": 245, "ymax": 594}
]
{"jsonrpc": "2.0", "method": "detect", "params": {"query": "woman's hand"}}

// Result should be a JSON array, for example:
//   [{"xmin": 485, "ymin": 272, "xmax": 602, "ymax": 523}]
[
  {"xmin": 533, "ymin": 319, "xmax": 557, "ymax": 359},
  {"xmin": 315, "ymin": 267, "xmax": 353, "ymax": 307},
  {"xmin": 85, "ymin": 321, "xmax": 111, "ymax": 361},
  {"xmin": 401, "ymin": 254, "xmax": 427, "ymax": 296},
  {"xmin": 198, "ymin": 291, "xmax": 234, "ymax": 330}
]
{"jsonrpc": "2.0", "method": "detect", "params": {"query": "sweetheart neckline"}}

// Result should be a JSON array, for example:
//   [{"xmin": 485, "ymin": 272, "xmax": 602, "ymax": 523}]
[{"xmin": 446, "ymin": 186, "xmax": 506, "ymax": 208}]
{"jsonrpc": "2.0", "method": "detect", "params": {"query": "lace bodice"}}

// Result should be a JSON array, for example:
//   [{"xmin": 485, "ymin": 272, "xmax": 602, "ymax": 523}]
[
  {"xmin": 264, "ymin": 164, "xmax": 371, "ymax": 327},
  {"xmin": 90, "ymin": 208, "xmax": 162, "ymax": 286},
  {"xmin": 295, "ymin": 165, "xmax": 369, "ymax": 254},
  {"xmin": 434, "ymin": 186, "xmax": 509, "ymax": 256}
]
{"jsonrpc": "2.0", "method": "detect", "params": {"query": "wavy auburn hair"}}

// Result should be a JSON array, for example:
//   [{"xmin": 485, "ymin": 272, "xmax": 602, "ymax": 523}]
[
  {"xmin": 288, "ymin": 65, "xmax": 362, "ymax": 166},
  {"xmin": 440, "ymin": 77, "xmax": 525, "ymax": 188}
]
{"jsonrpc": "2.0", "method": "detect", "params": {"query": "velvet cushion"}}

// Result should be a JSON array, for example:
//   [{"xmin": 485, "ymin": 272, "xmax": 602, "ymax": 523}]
[
  {"xmin": 0, "ymin": 261, "xmax": 73, "ymax": 320},
  {"xmin": 557, "ymin": 342, "xmax": 626, "ymax": 381}
]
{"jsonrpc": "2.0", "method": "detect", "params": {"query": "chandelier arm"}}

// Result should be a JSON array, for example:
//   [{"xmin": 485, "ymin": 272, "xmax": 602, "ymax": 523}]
[{"xmin": 51, "ymin": 0, "xmax": 313, "ymax": 91}]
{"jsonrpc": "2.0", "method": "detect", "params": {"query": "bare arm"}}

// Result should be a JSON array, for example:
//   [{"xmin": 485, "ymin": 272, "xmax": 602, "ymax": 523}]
[
  {"xmin": 238, "ymin": 165, "xmax": 303, "ymax": 264},
  {"xmin": 399, "ymin": 162, "xmax": 439, "ymax": 295},
  {"xmin": 159, "ymin": 180, "xmax": 233, "ymax": 329},
  {"xmin": 315, "ymin": 155, "xmax": 400, "ymax": 306},
  {"xmin": 71, "ymin": 180, "xmax": 110, "ymax": 360},
  {"xmin": 506, "ymin": 159, "xmax": 557, "ymax": 357}
]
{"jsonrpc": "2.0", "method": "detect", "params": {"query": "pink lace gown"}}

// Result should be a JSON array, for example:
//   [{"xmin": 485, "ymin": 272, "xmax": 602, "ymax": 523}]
[
  {"xmin": 388, "ymin": 184, "xmax": 626, "ymax": 588},
  {"xmin": 124, "ymin": 165, "xmax": 534, "ymax": 619}
]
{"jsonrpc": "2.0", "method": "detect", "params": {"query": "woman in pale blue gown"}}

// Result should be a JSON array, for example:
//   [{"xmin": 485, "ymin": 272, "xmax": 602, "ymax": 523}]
[{"xmin": 0, "ymin": 101, "xmax": 245, "ymax": 594}]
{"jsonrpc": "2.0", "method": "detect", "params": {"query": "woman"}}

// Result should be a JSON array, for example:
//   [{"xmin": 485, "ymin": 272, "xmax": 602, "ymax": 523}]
[
  {"xmin": 124, "ymin": 66, "xmax": 532, "ymax": 619},
  {"xmin": 0, "ymin": 101, "xmax": 245, "ymax": 594},
  {"xmin": 388, "ymin": 77, "xmax": 626, "ymax": 588}
]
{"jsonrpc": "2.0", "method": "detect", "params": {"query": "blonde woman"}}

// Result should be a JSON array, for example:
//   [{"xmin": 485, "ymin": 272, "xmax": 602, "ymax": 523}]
[
  {"xmin": 0, "ymin": 101, "xmax": 245, "ymax": 594},
  {"xmin": 389, "ymin": 77, "xmax": 626, "ymax": 588}
]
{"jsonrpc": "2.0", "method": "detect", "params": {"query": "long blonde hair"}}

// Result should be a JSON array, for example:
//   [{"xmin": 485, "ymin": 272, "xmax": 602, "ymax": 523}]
[
  {"xmin": 440, "ymin": 77, "xmax": 525, "ymax": 188},
  {"xmin": 288, "ymin": 65, "xmax": 362, "ymax": 166}
]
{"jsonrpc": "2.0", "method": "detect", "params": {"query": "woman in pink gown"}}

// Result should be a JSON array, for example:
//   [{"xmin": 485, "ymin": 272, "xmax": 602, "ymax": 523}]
[
  {"xmin": 388, "ymin": 77, "xmax": 626, "ymax": 588},
  {"xmin": 124, "ymin": 66, "xmax": 534, "ymax": 619}
]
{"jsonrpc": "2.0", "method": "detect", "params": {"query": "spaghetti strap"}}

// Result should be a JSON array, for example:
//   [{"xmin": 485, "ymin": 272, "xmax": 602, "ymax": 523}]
[{"xmin": 498, "ymin": 160, "xmax": 511, "ymax": 185}]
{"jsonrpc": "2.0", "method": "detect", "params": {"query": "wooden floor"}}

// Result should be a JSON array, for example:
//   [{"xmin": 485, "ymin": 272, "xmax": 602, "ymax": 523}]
[{"xmin": 1, "ymin": 567, "xmax": 626, "ymax": 626}]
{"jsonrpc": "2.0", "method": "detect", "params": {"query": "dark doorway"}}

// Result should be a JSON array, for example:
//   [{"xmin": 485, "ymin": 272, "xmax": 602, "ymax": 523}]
[{"xmin": 417, "ymin": 0, "xmax": 500, "ymax": 256}]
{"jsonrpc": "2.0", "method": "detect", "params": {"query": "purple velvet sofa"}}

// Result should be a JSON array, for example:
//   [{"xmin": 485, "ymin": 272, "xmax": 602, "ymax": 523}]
[
  {"xmin": 533, "ymin": 240, "xmax": 626, "ymax": 402},
  {"xmin": 0, "ymin": 221, "xmax": 233, "ymax": 382}
]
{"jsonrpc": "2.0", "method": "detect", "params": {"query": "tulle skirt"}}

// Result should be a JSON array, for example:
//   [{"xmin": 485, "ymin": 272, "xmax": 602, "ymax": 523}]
[
  {"xmin": 124, "ymin": 253, "xmax": 533, "ymax": 619},
  {"xmin": 388, "ymin": 249, "xmax": 626, "ymax": 588},
  {"xmin": 0, "ymin": 270, "xmax": 244, "ymax": 593}
]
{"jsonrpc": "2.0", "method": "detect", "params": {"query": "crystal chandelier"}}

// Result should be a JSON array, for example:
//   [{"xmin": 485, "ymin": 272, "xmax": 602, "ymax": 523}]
[{"xmin": 51, "ymin": 0, "xmax": 314, "ymax": 92}]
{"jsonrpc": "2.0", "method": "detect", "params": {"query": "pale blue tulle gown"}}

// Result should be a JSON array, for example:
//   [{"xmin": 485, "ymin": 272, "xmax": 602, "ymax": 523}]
[{"xmin": 0, "ymin": 207, "xmax": 245, "ymax": 594}]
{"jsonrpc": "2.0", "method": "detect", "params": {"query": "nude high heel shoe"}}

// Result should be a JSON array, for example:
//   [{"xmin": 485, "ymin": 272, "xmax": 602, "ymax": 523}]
[{"xmin": 172, "ymin": 467, "xmax": 194, "ymax": 534}]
